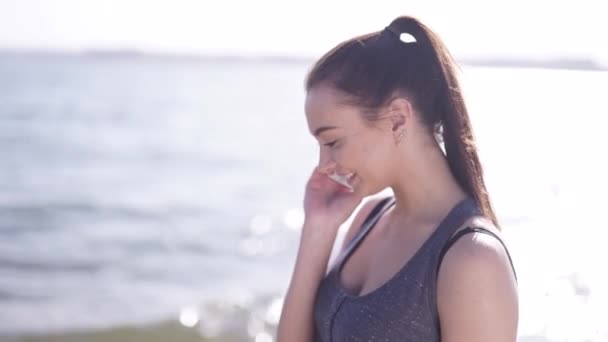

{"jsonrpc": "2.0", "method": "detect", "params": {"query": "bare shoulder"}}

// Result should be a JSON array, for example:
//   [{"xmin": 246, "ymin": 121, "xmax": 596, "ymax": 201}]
[
  {"xmin": 339, "ymin": 196, "xmax": 388, "ymax": 252},
  {"xmin": 444, "ymin": 217, "xmax": 513, "ymax": 272},
  {"xmin": 437, "ymin": 217, "xmax": 519, "ymax": 342}
]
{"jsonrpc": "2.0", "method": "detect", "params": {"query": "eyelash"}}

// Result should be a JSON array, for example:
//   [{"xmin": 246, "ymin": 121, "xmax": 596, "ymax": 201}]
[{"xmin": 324, "ymin": 140, "xmax": 338, "ymax": 148}]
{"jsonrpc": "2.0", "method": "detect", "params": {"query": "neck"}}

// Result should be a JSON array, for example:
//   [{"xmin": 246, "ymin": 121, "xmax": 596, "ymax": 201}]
[{"xmin": 389, "ymin": 143, "xmax": 468, "ymax": 225}]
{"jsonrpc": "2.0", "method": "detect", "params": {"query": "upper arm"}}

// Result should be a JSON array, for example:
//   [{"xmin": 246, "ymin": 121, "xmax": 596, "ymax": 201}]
[
  {"xmin": 339, "ymin": 197, "xmax": 385, "ymax": 253},
  {"xmin": 437, "ymin": 230, "xmax": 519, "ymax": 342}
]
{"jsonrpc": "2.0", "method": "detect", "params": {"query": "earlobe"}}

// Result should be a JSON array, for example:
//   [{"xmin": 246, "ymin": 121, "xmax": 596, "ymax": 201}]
[
  {"xmin": 397, "ymin": 129, "xmax": 406, "ymax": 141},
  {"xmin": 394, "ymin": 125, "xmax": 406, "ymax": 146},
  {"xmin": 385, "ymin": 111, "xmax": 406, "ymax": 146}
]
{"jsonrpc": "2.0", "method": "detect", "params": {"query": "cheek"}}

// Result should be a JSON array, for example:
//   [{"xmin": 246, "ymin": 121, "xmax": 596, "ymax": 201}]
[
  {"xmin": 360, "ymin": 138, "xmax": 390, "ymax": 163},
  {"xmin": 359, "ymin": 140, "xmax": 395, "ymax": 175},
  {"xmin": 340, "ymin": 141, "xmax": 384, "ymax": 172},
  {"xmin": 334, "ymin": 134, "xmax": 392, "ymax": 173},
  {"xmin": 331, "ymin": 147, "xmax": 358, "ymax": 166}
]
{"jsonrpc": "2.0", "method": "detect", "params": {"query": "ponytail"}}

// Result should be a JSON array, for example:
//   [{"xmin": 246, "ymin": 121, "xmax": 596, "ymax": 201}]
[{"xmin": 390, "ymin": 17, "xmax": 499, "ymax": 227}]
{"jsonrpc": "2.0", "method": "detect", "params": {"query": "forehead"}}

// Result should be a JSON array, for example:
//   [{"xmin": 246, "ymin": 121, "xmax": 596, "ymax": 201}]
[{"xmin": 305, "ymin": 85, "xmax": 365, "ymax": 133}]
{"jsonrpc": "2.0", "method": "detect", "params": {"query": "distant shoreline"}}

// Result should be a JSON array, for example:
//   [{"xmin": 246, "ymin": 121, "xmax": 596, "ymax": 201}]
[{"xmin": 0, "ymin": 48, "xmax": 605, "ymax": 71}]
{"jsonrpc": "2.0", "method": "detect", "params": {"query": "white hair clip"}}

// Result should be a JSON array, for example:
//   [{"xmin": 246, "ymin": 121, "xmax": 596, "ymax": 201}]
[{"xmin": 383, "ymin": 26, "xmax": 417, "ymax": 44}]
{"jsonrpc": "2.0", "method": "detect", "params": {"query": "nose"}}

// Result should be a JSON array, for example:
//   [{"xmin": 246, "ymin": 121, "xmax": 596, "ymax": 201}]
[{"xmin": 317, "ymin": 148, "xmax": 336, "ymax": 174}]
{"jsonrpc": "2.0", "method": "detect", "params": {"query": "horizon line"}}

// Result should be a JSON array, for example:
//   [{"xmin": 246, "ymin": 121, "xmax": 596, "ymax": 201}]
[{"xmin": 0, "ymin": 47, "xmax": 605, "ymax": 71}]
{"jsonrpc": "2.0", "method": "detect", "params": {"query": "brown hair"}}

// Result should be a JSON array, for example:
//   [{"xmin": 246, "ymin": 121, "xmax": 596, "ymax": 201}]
[{"xmin": 305, "ymin": 15, "xmax": 499, "ymax": 228}]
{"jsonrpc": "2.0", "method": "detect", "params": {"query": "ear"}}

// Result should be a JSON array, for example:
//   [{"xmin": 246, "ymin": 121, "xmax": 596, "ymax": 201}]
[{"xmin": 386, "ymin": 97, "xmax": 413, "ymax": 133}]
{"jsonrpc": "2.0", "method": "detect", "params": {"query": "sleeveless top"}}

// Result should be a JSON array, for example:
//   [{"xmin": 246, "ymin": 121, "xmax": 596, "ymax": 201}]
[{"xmin": 313, "ymin": 196, "xmax": 517, "ymax": 342}]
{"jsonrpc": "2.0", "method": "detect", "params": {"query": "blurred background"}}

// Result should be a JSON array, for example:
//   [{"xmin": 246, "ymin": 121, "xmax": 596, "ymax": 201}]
[{"xmin": 1, "ymin": 0, "xmax": 607, "ymax": 341}]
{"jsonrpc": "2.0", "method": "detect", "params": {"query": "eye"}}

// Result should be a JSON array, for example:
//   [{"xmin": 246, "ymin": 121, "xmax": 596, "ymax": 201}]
[{"xmin": 324, "ymin": 140, "xmax": 338, "ymax": 148}]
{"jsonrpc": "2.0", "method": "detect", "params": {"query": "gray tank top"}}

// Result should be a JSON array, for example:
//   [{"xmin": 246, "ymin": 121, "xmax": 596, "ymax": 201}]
[{"xmin": 313, "ymin": 196, "xmax": 516, "ymax": 342}]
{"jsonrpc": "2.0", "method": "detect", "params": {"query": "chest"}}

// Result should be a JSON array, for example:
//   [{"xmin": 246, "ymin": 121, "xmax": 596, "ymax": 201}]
[
  {"xmin": 339, "ymin": 227, "xmax": 437, "ymax": 297},
  {"xmin": 314, "ymin": 267, "xmax": 439, "ymax": 342}
]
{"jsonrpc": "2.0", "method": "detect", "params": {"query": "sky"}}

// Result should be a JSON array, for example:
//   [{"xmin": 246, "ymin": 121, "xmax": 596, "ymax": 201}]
[{"xmin": 0, "ymin": 0, "xmax": 606, "ymax": 62}]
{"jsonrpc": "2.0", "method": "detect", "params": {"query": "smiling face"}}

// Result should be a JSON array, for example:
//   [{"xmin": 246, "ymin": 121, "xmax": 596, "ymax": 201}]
[{"xmin": 305, "ymin": 84, "xmax": 403, "ymax": 196}]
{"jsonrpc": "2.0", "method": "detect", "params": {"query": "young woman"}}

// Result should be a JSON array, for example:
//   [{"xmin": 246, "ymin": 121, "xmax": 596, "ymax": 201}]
[{"xmin": 277, "ymin": 15, "xmax": 519, "ymax": 342}]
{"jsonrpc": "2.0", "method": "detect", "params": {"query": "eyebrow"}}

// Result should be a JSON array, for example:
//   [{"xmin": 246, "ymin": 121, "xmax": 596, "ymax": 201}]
[{"xmin": 313, "ymin": 126, "xmax": 338, "ymax": 137}]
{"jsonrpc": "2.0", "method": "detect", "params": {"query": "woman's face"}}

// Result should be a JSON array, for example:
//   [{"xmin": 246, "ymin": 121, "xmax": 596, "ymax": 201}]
[{"xmin": 305, "ymin": 85, "xmax": 399, "ymax": 195}]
